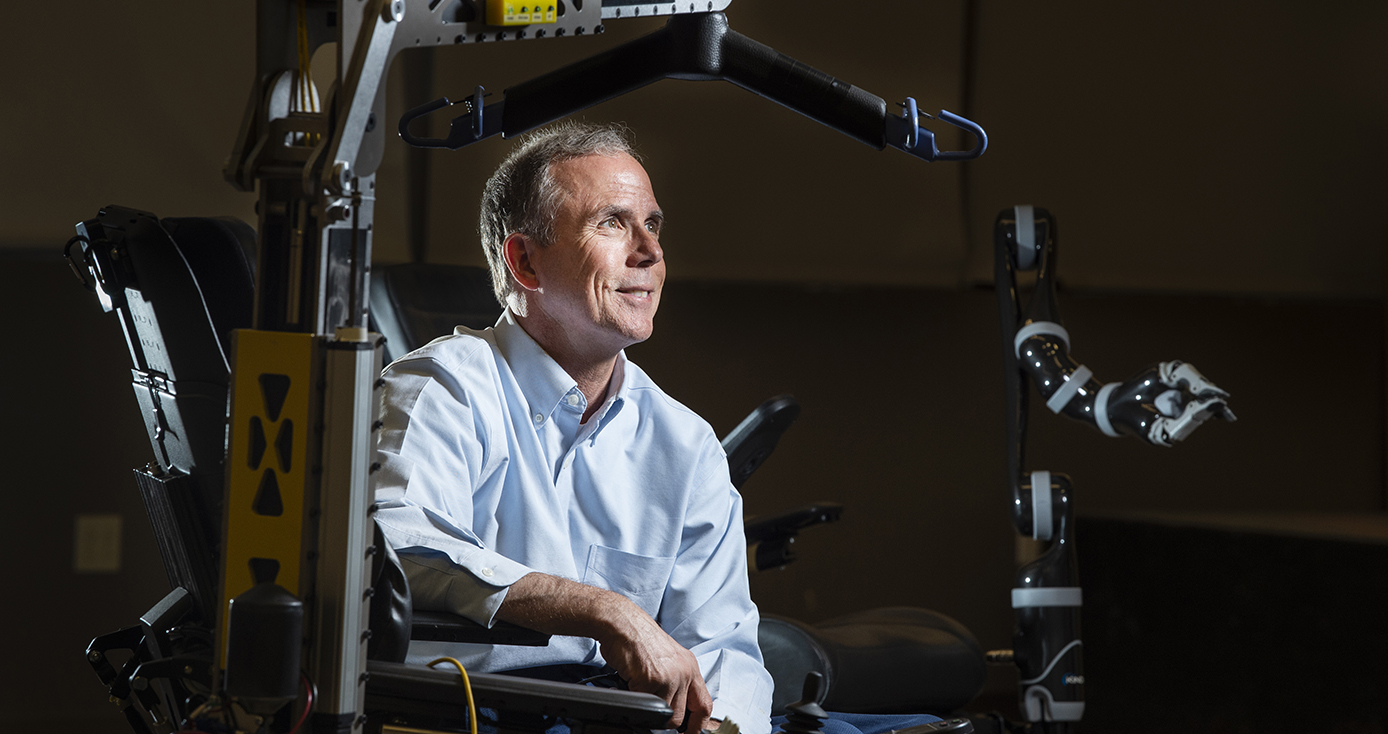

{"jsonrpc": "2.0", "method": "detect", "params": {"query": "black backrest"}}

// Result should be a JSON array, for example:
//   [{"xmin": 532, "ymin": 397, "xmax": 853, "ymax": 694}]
[
  {"xmin": 71, "ymin": 206, "xmax": 256, "ymax": 615},
  {"xmin": 73, "ymin": 206, "xmax": 256, "ymax": 476},
  {"xmin": 369, "ymin": 263, "xmax": 502, "ymax": 363}
]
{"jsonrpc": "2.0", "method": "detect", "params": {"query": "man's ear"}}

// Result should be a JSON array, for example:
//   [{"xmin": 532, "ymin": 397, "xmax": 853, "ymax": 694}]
[{"xmin": 502, "ymin": 233, "xmax": 541, "ymax": 292}]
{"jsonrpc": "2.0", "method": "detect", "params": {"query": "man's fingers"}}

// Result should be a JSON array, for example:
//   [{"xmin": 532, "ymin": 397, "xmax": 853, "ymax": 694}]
[
  {"xmin": 667, "ymin": 685, "xmax": 689, "ymax": 730},
  {"xmin": 690, "ymin": 677, "xmax": 713, "ymax": 717},
  {"xmin": 685, "ymin": 677, "xmax": 714, "ymax": 731}
]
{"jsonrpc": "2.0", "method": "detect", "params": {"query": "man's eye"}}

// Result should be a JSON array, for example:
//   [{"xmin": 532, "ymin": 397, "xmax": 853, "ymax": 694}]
[
  {"xmin": 646, "ymin": 221, "xmax": 660, "ymax": 234},
  {"xmin": 601, "ymin": 217, "xmax": 620, "ymax": 228}
]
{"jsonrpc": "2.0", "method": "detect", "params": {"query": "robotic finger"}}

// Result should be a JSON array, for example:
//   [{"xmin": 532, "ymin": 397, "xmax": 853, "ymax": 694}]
[
  {"xmin": 1151, "ymin": 394, "xmax": 1234, "ymax": 446},
  {"xmin": 1160, "ymin": 360, "xmax": 1231, "ymax": 400}
]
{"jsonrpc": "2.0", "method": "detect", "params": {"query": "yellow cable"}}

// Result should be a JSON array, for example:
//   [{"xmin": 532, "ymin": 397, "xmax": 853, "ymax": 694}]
[
  {"xmin": 427, "ymin": 656, "xmax": 479, "ymax": 734},
  {"xmin": 293, "ymin": 0, "xmax": 322, "ymax": 145}
]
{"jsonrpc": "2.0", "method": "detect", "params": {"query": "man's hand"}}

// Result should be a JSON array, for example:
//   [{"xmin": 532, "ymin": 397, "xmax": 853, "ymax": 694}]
[
  {"xmin": 597, "ymin": 597, "xmax": 714, "ymax": 731},
  {"xmin": 497, "ymin": 573, "xmax": 713, "ymax": 731}
]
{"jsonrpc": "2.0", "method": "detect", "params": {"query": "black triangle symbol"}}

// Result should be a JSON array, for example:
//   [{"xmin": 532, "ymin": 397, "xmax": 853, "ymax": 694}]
[
  {"xmin": 274, "ymin": 419, "xmax": 294, "ymax": 473},
  {"xmin": 259, "ymin": 373, "xmax": 291, "ymax": 422},
  {"xmin": 249, "ymin": 557, "xmax": 280, "ymax": 585},
  {"xmin": 253, "ymin": 469, "xmax": 284, "ymax": 517},
  {"xmin": 248, "ymin": 416, "xmax": 267, "ymax": 469}
]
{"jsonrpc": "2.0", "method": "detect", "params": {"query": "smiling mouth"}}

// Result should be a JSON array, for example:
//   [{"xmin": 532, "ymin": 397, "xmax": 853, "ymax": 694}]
[{"xmin": 616, "ymin": 288, "xmax": 654, "ymax": 298}]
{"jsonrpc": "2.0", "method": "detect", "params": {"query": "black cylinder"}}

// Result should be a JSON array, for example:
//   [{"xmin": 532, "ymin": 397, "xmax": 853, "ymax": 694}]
[{"xmin": 224, "ymin": 581, "xmax": 303, "ymax": 715}]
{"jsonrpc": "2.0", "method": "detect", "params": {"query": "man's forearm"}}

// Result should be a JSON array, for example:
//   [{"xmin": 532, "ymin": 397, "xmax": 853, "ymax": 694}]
[{"xmin": 495, "ymin": 571, "xmax": 640, "ymax": 640}]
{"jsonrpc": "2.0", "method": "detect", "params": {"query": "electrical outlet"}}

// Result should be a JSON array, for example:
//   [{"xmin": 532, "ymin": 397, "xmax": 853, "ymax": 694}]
[{"xmin": 74, "ymin": 514, "xmax": 122, "ymax": 573}]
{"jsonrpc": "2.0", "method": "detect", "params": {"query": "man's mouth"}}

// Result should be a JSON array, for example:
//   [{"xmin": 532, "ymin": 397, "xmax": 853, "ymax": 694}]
[{"xmin": 616, "ymin": 287, "xmax": 654, "ymax": 298}]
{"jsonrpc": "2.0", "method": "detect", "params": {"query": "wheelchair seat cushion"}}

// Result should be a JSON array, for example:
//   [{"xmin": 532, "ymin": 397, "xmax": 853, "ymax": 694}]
[{"xmin": 758, "ymin": 607, "xmax": 986, "ymax": 715}]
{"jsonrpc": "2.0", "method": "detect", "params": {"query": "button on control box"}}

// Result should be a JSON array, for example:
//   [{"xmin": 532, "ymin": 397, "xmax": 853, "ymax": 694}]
[{"xmin": 487, "ymin": 2, "xmax": 558, "ymax": 26}]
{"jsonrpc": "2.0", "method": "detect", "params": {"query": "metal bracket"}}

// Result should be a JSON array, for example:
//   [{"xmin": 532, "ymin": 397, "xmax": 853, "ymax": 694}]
[{"xmin": 316, "ymin": 0, "xmax": 403, "ymax": 197}]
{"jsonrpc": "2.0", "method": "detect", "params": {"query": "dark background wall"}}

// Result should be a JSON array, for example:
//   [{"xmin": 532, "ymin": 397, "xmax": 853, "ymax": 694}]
[{"xmin": 3, "ymin": 1, "xmax": 1386, "ymax": 730}]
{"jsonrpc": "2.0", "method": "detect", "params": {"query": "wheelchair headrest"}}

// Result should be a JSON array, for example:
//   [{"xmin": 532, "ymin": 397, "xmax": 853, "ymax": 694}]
[
  {"xmin": 369, "ymin": 263, "xmax": 502, "ymax": 363},
  {"xmin": 160, "ymin": 216, "xmax": 257, "ymax": 363}
]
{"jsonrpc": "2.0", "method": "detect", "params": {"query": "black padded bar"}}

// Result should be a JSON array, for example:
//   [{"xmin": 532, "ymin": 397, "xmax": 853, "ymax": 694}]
[
  {"xmin": 502, "ymin": 13, "xmax": 887, "ymax": 149},
  {"xmin": 717, "ymin": 23, "xmax": 887, "ymax": 149}
]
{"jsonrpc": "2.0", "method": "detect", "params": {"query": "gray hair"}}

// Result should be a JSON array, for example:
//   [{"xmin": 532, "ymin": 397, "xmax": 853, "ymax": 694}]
[{"xmin": 479, "ymin": 121, "xmax": 638, "ymax": 306}]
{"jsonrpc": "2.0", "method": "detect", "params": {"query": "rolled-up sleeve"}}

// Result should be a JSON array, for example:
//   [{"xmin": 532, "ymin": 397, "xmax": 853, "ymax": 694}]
[
  {"xmin": 661, "ymin": 435, "xmax": 774, "ymax": 734},
  {"xmin": 372, "ymin": 356, "xmax": 535, "ymax": 627}
]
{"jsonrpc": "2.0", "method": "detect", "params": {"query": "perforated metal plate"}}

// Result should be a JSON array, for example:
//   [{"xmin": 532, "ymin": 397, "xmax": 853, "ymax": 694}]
[{"xmin": 388, "ymin": 0, "xmax": 733, "ymax": 49}]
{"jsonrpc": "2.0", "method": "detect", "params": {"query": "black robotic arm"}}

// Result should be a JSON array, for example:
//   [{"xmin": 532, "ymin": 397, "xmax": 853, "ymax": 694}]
[
  {"xmin": 999, "ymin": 206, "xmax": 1235, "ymax": 449},
  {"xmin": 992, "ymin": 206, "xmax": 1237, "ymax": 731},
  {"xmin": 1015, "ymin": 322, "xmax": 1234, "ymax": 447}
]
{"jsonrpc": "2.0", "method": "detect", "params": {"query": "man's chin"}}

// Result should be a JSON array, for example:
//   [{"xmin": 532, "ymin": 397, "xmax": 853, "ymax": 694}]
[{"xmin": 612, "ymin": 320, "xmax": 656, "ymax": 346}]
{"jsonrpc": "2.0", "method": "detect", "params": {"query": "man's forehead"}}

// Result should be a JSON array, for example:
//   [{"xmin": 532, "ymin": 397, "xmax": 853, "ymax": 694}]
[{"xmin": 551, "ymin": 153, "xmax": 657, "ymax": 204}]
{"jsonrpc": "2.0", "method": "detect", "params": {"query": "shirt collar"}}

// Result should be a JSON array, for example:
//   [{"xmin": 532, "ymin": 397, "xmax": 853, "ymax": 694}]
[
  {"xmin": 592, "ymin": 350, "xmax": 629, "ymax": 429},
  {"xmin": 493, "ymin": 309, "xmax": 579, "ymax": 426},
  {"xmin": 492, "ymin": 309, "xmax": 629, "ymax": 430}
]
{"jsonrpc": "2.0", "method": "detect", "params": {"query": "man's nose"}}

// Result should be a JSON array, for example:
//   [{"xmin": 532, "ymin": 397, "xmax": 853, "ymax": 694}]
[{"xmin": 630, "ymin": 227, "xmax": 663, "ymax": 267}]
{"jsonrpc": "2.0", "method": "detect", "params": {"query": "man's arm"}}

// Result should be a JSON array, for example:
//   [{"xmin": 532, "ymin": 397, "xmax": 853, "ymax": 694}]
[
  {"xmin": 375, "ymin": 354, "xmax": 537, "ymax": 627},
  {"xmin": 498, "ymin": 573, "xmax": 714, "ymax": 731}
]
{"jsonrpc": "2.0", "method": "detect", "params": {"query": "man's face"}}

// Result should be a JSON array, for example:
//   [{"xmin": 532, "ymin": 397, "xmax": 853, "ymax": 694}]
[{"xmin": 528, "ymin": 152, "xmax": 665, "ymax": 355}]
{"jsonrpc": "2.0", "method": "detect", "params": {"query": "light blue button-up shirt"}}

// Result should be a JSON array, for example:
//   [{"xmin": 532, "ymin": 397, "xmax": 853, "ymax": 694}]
[{"xmin": 372, "ymin": 310, "xmax": 773, "ymax": 733}]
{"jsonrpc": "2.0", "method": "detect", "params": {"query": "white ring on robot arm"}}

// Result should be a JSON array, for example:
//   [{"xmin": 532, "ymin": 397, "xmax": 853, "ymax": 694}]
[
  {"xmin": 1014, "ymin": 321, "xmax": 1071, "ymax": 359},
  {"xmin": 1014, "ymin": 204, "xmax": 1037, "ymax": 270},
  {"xmin": 1044, "ymin": 365, "xmax": 1092, "ymax": 414},
  {"xmin": 1094, "ymin": 382, "xmax": 1122, "ymax": 438}
]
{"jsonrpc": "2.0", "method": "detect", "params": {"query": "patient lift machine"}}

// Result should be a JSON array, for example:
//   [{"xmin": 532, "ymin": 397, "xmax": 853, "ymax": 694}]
[
  {"xmin": 71, "ymin": 2, "xmax": 988, "ymax": 734},
  {"xmin": 66, "ymin": 1, "xmax": 1233, "ymax": 733}
]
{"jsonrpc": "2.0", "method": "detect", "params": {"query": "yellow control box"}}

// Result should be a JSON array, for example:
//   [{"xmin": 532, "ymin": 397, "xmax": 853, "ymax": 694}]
[{"xmin": 487, "ymin": 1, "xmax": 558, "ymax": 25}]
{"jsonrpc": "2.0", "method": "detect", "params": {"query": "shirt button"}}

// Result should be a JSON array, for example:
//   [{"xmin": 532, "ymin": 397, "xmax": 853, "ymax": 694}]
[
  {"xmin": 481, "ymin": 567, "xmax": 494, "ymax": 578},
  {"xmin": 566, "ymin": 393, "xmax": 580, "ymax": 407},
  {"xmin": 533, "ymin": 413, "xmax": 544, "ymax": 424}
]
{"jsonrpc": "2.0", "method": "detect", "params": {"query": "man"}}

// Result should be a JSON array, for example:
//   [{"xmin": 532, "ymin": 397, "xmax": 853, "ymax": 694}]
[
  {"xmin": 372, "ymin": 122, "xmax": 771, "ymax": 732},
  {"xmin": 372, "ymin": 123, "xmax": 945, "ymax": 734}
]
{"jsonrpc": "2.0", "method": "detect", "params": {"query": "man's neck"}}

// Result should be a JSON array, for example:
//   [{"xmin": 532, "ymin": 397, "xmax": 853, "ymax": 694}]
[{"xmin": 512, "ymin": 309, "xmax": 618, "ymax": 423}]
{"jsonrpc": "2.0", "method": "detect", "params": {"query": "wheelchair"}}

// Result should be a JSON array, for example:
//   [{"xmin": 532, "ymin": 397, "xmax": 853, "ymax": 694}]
[{"xmin": 68, "ymin": 206, "xmax": 987, "ymax": 734}]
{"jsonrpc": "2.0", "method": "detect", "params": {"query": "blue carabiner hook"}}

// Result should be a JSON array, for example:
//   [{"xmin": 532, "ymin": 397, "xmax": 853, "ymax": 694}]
[
  {"xmin": 886, "ymin": 97, "xmax": 988, "ymax": 162},
  {"xmin": 933, "ymin": 109, "xmax": 988, "ymax": 161}
]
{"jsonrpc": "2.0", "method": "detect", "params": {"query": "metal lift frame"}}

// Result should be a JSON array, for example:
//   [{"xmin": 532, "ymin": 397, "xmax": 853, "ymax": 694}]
[{"xmin": 218, "ymin": 2, "xmax": 987, "ymax": 732}]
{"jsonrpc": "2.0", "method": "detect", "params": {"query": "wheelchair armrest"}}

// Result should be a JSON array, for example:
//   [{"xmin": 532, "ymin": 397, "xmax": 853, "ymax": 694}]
[
  {"xmin": 745, "ymin": 503, "xmax": 843, "ymax": 571},
  {"xmin": 366, "ymin": 659, "xmax": 674, "ymax": 729},
  {"xmin": 410, "ymin": 610, "xmax": 552, "ymax": 646},
  {"xmin": 745, "ymin": 503, "xmax": 843, "ymax": 545},
  {"xmin": 722, "ymin": 395, "xmax": 801, "ymax": 490}
]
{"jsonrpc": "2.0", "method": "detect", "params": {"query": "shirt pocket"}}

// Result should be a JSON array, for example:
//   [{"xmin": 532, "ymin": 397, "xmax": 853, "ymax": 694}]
[{"xmin": 581, "ymin": 544, "xmax": 677, "ymax": 619}]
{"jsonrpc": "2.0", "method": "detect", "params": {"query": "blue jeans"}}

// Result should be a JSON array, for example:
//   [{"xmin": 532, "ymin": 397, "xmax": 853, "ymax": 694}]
[{"xmin": 770, "ymin": 711, "xmax": 944, "ymax": 734}]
